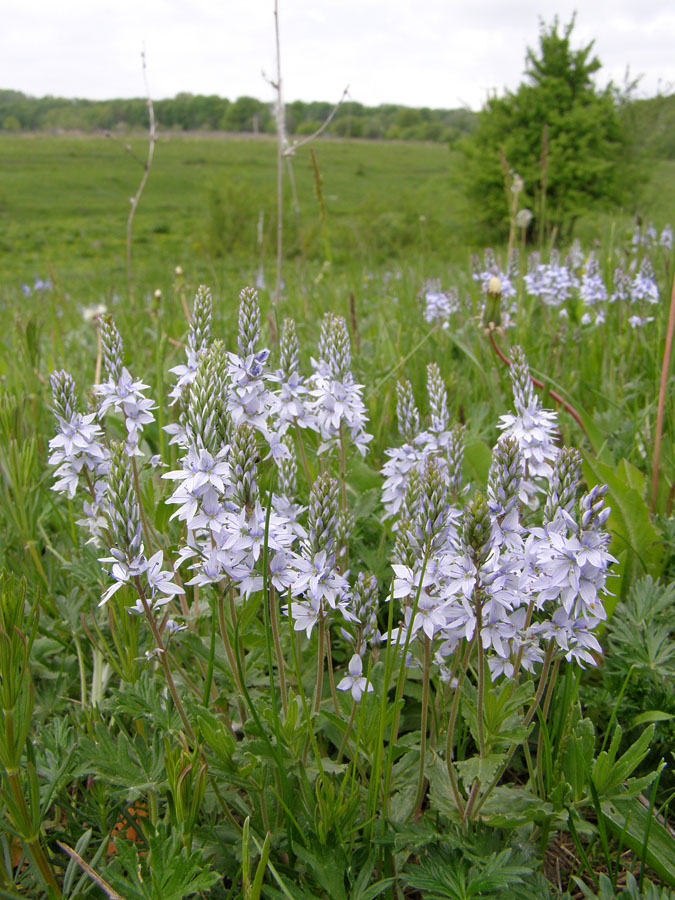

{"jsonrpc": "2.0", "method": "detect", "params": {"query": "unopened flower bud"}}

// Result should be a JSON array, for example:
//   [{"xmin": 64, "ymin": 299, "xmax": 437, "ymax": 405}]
[
  {"xmin": 463, "ymin": 491, "xmax": 492, "ymax": 567},
  {"xmin": 237, "ymin": 286, "xmax": 261, "ymax": 357},
  {"xmin": 307, "ymin": 472, "xmax": 340, "ymax": 555}
]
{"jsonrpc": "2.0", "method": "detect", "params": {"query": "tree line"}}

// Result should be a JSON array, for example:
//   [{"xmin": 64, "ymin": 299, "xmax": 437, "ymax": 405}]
[{"xmin": 0, "ymin": 89, "xmax": 477, "ymax": 143}]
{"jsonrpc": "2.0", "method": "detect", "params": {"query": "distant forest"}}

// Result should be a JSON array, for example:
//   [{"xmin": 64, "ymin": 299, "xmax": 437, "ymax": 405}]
[
  {"xmin": 0, "ymin": 89, "xmax": 478, "ymax": 143},
  {"xmin": 2, "ymin": 89, "xmax": 675, "ymax": 157}
]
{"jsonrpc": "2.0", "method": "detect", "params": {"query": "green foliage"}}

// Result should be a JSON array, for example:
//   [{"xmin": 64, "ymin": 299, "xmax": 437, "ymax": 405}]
[
  {"xmin": 0, "ymin": 88, "xmax": 476, "ymax": 143},
  {"xmin": 601, "ymin": 794, "xmax": 675, "ymax": 887},
  {"xmin": 574, "ymin": 872, "xmax": 675, "ymax": 900},
  {"xmin": 582, "ymin": 457, "xmax": 663, "ymax": 605},
  {"xmin": 106, "ymin": 823, "xmax": 220, "ymax": 900},
  {"xmin": 461, "ymin": 17, "xmax": 635, "ymax": 239},
  {"xmin": 588, "ymin": 576, "xmax": 675, "ymax": 807},
  {"xmin": 402, "ymin": 845, "xmax": 545, "ymax": 900},
  {"xmin": 606, "ymin": 577, "xmax": 675, "ymax": 685},
  {"xmin": 0, "ymin": 115, "xmax": 674, "ymax": 899},
  {"xmin": 628, "ymin": 93, "xmax": 675, "ymax": 161}
]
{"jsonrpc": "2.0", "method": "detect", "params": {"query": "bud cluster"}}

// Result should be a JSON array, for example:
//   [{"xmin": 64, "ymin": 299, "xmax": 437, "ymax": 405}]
[
  {"xmin": 544, "ymin": 447, "xmax": 581, "ymax": 523},
  {"xmin": 426, "ymin": 363, "xmax": 449, "ymax": 433},
  {"xmin": 306, "ymin": 473, "xmax": 340, "ymax": 556},
  {"xmin": 99, "ymin": 315, "xmax": 124, "ymax": 384},
  {"xmin": 396, "ymin": 378, "xmax": 420, "ymax": 443},
  {"xmin": 279, "ymin": 318, "xmax": 300, "ymax": 380},
  {"xmin": 488, "ymin": 436, "xmax": 523, "ymax": 516},
  {"xmin": 318, "ymin": 313, "xmax": 351, "ymax": 380},
  {"xmin": 188, "ymin": 284, "xmax": 213, "ymax": 355},
  {"xmin": 237, "ymin": 286, "xmax": 261, "ymax": 358}
]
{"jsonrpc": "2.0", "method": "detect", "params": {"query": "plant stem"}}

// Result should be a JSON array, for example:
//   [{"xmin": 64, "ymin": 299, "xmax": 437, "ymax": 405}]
[
  {"xmin": 269, "ymin": 586, "xmax": 287, "ymax": 716},
  {"xmin": 413, "ymin": 635, "xmax": 432, "ymax": 816},
  {"xmin": 445, "ymin": 638, "xmax": 475, "ymax": 817},
  {"xmin": 325, "ymin": 628, "xmax": 339, "ymax": 715},
  {"xmin": 337, "ymin": 701, "xmax": 357, "ymax": 764},
  {"xmin": 7, "ymin": 770, "xmax": 62, "ymax": 896},
  {"xmin": 134, "ymin": 577, "xmax": 195, "ymax": 742},
  {"xmin": 472, "ymin": 643, "xmax": 558, "ymax": 819},
  {"xmin": 125, "ymin": 50, "xmax": 156, "ymax": 307},
  {"xmin": 383, "ymin": 547, "xmax": 431, "ymax": 815},
  {"xmin": 650, "ymin": 272, "xmax": 675, "ymax": 511},
  {"xmin": 313, "ymin": 609, "xmax": 325, "ymax": 714},
  {"xmin": 217, "ymin": 592, "xmax": 247, "ymax": 725},
  {"xmin": 475, "ymin": 590, "xmax": 485, "ymax": 758},
  {"xmin": 488, "ymin": 330, "xmax": 588, "ymax": 438}
]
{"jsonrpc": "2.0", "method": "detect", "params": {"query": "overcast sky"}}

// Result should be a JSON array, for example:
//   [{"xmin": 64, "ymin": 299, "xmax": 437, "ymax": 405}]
[{"xmin": 2, "ymin": 0, "xmax": 674, "ymax": 111}]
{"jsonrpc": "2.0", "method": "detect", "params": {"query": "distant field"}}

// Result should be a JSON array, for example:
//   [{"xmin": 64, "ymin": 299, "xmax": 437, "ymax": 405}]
[
  {"xmin": 2, "ymin": 130, "xmax": 675, "ymax": 310},
  {"xmin": 0, "ymin": 132, "xmax": 478, "ymax": 300}
]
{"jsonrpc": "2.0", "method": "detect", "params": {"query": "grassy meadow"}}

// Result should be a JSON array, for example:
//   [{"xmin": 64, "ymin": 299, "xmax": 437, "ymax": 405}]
[
  {"xmin": 0, "ymin": 133, "xmax": 474, "ymax": 294},
  {"xmin": 1, "ymin": 130, "xmax": 675, "ymax": 898}
]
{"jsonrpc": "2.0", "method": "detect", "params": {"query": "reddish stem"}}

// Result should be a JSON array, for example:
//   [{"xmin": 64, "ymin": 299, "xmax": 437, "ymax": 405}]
[
  {"xmin": 651, "ymin": 274, "xmax": 675, "ymax": 512},
  {"xmin": 488, "ymin": 330, "xmax": 588, "ymax": 438}
]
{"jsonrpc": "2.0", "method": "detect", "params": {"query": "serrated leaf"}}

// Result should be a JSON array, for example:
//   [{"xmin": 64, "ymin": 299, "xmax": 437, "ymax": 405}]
[
  {"xmin": 479, "ymin": 785, "xmax": 556, "ymax": 827},
  {"xmin": 428, "ymin": 756, "xmax": 462, "ymax": 822},
  {"xmin": 455, "ymin": 753, "xmax": 505, "ymax": 790},
  {"xmin": 292, "ymin": 842, "xmax": 347, "ymax": 900}
]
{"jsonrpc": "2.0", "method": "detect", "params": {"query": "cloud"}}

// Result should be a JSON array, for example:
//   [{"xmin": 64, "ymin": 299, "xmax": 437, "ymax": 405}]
[{"xmin": 0, "ymin": 0, "xmax": 673, "ymax": 109}]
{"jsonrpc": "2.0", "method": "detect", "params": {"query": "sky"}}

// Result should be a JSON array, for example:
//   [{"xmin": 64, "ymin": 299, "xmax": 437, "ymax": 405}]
[{"xmin": 2, "ymin": 0, "xmax": 674, "ymax": 111}]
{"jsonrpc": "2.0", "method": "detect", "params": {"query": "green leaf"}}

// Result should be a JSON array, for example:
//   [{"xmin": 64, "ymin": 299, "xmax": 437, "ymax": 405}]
[
  {"xmin": 478, "ymin": 785, "xmax": 556, "ymax": 827},
  {"xmin": 582, "ymin": 454, "xmax": 663, "ymax": 604},
  {"xmin": 602, "ymin": 794, "xmax": 675, "ymax": 886},
  {"xmin": 616, "ymin": 458, "xmax": 647, "ymax": 494},
  {"xmin": 292, "ymin": 842, "xmax": 348, "ymax": 900},
  {"xmin": 631, "ymin": 709, "xmax": 674, "ymax": 728},
  {"xmin": 463, "ymin": 439, "xmax": 492, "ymax": 487},
  {"xmin": 351, "ymin": 487, "xmax": 380, "ymax": 521},
  {"xmin": 591, "ymin": 725, "xmax": 655, "ymax": 799},
  {"xmin": 562, "ymin": 718, "xmax": 595, "ymax": 801},
  {"xmin": 428, "ymin": 756, "xmax": 462, "ymax": 822},
  {"xmin": 455, "ymin": 753, "xmax": 506, "ymax": 791}
]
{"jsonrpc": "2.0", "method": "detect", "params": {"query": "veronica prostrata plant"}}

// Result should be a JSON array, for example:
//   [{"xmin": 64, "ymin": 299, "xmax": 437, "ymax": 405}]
[{"xmin": 42, "ymin": 284, "xmax": 633, "ymax": 895}]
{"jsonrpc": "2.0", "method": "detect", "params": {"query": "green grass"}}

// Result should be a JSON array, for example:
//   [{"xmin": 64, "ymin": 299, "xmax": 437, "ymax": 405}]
[
  {"xmin": 0, "ymin": 133, "xmax": 475, "ymax": 298},
  {"xmin": 0, "ymin": 133, "xmax": 674, "ymax": 898}
]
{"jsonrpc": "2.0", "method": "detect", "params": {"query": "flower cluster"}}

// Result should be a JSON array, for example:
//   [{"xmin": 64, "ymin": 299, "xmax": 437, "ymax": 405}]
[
  {"xmin": 48, "ymin": 369, "xmax": 110, "ymax": 542},
  {"xmin": 381, "ymin": 367, "xmax": 465, "ymax": 522},
  {"xmin": 421, "ymin": 280, "xmax": 460, "ymax": 329},
  {"xmin": 525, "ymin": 249, "xmax": 579, "ymax": 308},
  {"xmin": 100, "ymin": 442, "xmax": 183, "ymax": 611},
  {"xmin": 168, "ymin": 284, "xmax": 213, "ymax": 406},
  {"xmin": 632, "ymin": 221, "xmax": 672, "ymax": 250},
  {"xmin": 497, "ymin": 346, "xmax": 558, "ymax": 503},
  {"xmin": 96, "ymin": 316, "xmax": 156, "ymax": 456},
  {"xmin": 47, "ymin": 284, "xmax": 614, "ymax": 709},
  {"xmin": 308, "ymin": 312, "xmax": 372, "ymax": 456},
  {"xmin": 522, "ymin": 239, "xmax": 666, "ymax": 329},
  {"xmin": 391, "ymin": 433, "xmax": 614, "ymax": 680}
]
